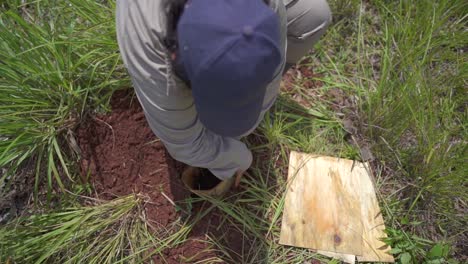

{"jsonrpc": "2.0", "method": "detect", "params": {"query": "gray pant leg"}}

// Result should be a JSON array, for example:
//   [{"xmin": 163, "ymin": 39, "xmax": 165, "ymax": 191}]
[
  {"xmin": 244, "ymin": 0, "xmax": 332, "ymax": 136},
  {"xmin": 284, "ymin": 0, "xmax": 332, "ymax": 64}
]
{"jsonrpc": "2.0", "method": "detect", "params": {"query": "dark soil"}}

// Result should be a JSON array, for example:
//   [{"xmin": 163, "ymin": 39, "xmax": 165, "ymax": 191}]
[
  {"xmin": 281, "ymin": 58, "xmax": 324, "ymax": 109},
  {"xmin": 0, "ymin": 163, "xmax": 35, "ymax": 224},
  {"xmin": 76, "ymin": 90, "xmax": 243, "ymax": 263}
]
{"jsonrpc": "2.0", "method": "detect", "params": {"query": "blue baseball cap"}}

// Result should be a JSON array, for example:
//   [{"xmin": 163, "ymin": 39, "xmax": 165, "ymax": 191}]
[{"xmin": 177, "ymin": 0, "xmax": 282, "ymax": 137}]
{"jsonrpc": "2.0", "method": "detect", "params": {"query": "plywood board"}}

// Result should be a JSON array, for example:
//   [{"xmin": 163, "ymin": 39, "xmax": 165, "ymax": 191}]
[
  {"xmin": 356, "ymin": 163, "xmax": 395, "ymax": 262},
  {"xmin": 317, "ymin": 250, "xmax": 356, "ymax": 264},
  {"xmin": 280, "ymin": 151, "xmax": 394, "ymax": 262},
  {"xmin": 279, "ymin": 152, "xmax": 364, "ymax": 255}
]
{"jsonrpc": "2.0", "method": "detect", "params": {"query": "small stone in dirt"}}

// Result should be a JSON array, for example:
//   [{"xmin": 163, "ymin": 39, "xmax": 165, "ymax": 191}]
[
  {"xmin": 360, "ymin": 146, "xmax": 375, "ymax": 161},
  {"xmin": 342, "ymin": 119, "xmax": 357, "ymax": 135}
]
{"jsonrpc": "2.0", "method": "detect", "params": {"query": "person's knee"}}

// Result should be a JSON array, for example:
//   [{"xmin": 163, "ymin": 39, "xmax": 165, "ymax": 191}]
[
  {"xmin": 287, "ymin": 0, "xmax": 332, "ymax": 40},
  {"xmin": 285, "ymin": 0, "xmax": 332, "ymax": 63}
]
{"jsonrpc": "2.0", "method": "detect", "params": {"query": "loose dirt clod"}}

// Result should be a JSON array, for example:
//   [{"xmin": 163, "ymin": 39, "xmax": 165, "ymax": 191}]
[{"xmin": 76, "ymin": 90, "xmax": 243, "ymax": 263}]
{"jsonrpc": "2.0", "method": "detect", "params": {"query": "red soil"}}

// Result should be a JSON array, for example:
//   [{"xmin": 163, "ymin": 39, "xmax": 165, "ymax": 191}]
[{"xmin": 76, "ymin": 90, "xmax": 242, "ymax": 263}]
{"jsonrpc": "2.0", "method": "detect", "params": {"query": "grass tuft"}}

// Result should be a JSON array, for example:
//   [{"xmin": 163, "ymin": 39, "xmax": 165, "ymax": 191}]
[
  {"xmin": 0, "ymin": 0, "xmax": 128, "ymax": 196},
  {"xmin": 0, "ymin": 195, "xmax": 147, "ymax": 263},
  {"xmin": 0, "ymin": 0, "xmax": 465, "ymax": 263}
]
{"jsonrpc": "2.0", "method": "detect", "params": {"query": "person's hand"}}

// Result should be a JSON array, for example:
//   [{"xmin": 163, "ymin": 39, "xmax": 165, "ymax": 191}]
[{"xmin": 234, "ymin": 169, "xmax": 244, "ymax": 188}]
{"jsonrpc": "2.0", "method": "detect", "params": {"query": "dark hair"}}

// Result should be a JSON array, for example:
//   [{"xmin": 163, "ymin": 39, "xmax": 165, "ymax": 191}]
[{"xmin": 163, "ymin": 0, "xmax": 271, "ymax": 53}]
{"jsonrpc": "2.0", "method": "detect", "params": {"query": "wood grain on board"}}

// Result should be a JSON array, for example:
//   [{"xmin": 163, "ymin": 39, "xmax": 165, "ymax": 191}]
[
  {"xmin": 279, "ymin": 151, "xmax": 394, "ymax": 263},
  {"xmin": 356, "ymin": 162, "xmax": 395, "ymax": 262},
  {"xmin": 279, "ymin": 151, "xmax": 364, "ymax": 255}
]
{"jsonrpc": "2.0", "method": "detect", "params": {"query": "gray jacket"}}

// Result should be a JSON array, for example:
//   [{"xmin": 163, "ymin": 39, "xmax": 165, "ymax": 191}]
[
  {"xmin": 116, "ymin": 0, "xmax": 332, "ymax": 180},
  {"xmin": 116, "ymin": 0, "xmax": 287, "ymax": 180}
]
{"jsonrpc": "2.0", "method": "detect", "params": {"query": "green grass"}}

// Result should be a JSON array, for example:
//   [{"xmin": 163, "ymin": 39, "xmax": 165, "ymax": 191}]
[
  {"xmin": 299, "ymin": 0, "xmax": 466, "ymax": 261},
  {"xmin": 364, "ymin": 0, "xmax": 467, "ymax": 225},
  {"xmin": 1, "ymin": 195, "xmax": 145, "ymax": 263},
  {"xmin": 0, "ymin": 0, "xmax": 128, "ymax": 197},
  {"xmin": 199, "ymin": 0, "xmax": 467, "ymax": 263},
  {"xmin": 0, "ymin": 194, "xmax": 198, "ymax": 264},
  {"xmin": 0, "ymin": 0, "xmax": 466, "ymax": 263}
]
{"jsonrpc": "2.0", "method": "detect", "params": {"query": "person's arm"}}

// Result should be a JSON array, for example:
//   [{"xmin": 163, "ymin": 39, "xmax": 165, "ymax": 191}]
[{"xmin": 116, "ymin": 0, "xmax": 252, "ymax": 180}]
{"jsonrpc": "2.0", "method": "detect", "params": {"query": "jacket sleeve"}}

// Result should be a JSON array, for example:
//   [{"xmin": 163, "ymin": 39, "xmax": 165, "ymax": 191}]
[{"xmin": 116, "ymin": 0, "xmax": 253, "ymax": 179}]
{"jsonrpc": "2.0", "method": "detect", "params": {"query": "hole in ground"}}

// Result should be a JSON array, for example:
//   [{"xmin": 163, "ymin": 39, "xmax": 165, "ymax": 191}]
[
  {"xmin": 76, "ymin": 89, "xmax": 246, "ymax": 263},
  {"xmin": 197, "ymin": 169, "xmax": 222, "ymax": 190}
]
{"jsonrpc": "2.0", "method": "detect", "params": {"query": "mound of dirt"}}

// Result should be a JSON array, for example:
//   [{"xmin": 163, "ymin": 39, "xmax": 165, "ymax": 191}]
[{"xmin": 76, "ymin": 90, "xmax": 241, "ymax": 263}]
